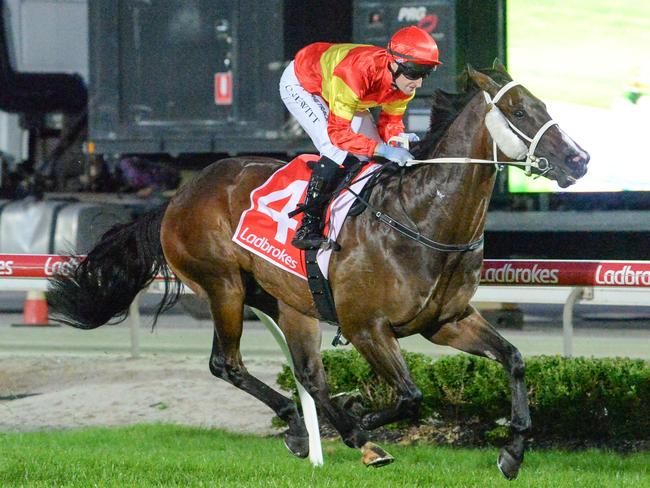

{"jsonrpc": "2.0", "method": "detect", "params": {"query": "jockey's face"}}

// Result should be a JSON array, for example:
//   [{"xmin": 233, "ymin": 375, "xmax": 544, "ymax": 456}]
[{"xmin": 390, "ymin": 62, "xmax": 424, "ymax": 95}]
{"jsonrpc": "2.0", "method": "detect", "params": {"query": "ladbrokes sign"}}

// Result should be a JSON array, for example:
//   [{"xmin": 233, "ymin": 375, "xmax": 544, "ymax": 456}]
[
  {"xmin": 1, "ymin": 254, "xmax": 650, "ymax": 288},
  {"xmin": 0, "ymin": 259, "xmax": 13, "ymax": 276},
  {"xmin": 481, "ymin": 260, "xmax": 650, "ymax": 288},
  {"xmin": 482, "ymin": 263, "xmax": 560, "ymax": 285},
  {"xmin": 594, "ymin": 264, "xmax": 650, "ymax": 286},
  {"xmin": 0, "ymin": 255, "xmax": 78, "ymax": 278}
]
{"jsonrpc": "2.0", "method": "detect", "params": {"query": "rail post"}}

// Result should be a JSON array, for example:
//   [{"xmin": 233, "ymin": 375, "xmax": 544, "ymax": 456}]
[
  {"xmin": 129, "ymin": 293, "xmax": 141, "ymax": 359},
  {"xmin": 562, "ymin": 287, "xmax": 585, "ymax": 357}
]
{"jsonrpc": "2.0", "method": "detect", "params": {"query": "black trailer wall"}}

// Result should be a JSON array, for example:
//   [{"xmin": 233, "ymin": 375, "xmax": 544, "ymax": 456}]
[{"xmin": 88, "ymin": 0, "xmax": 505, "ymax": 157}]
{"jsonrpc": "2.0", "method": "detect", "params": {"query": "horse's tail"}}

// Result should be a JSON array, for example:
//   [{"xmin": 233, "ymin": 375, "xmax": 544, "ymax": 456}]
[{"xmin": 48, "ymin": 203, "xmax": 182, "ymax": 329}]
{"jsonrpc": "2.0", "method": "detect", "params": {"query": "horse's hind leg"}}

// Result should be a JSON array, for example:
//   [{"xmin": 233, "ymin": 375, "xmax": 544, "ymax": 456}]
[
  {"xmin": 278, "ymin": 304, "xmax": 393, "ymax": 466},
  {"xmin": 205, "ymin": 282, "xmax": 309, "ymax": 458},
  {"xmin": 423, "ymin": 306, "xmax": 531, "ymax": 480}
]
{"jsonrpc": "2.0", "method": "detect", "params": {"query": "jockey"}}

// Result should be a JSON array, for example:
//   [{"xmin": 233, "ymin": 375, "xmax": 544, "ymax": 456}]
[{"xmin": 279, "ymin": 26, "xmax": 441, "ymax": 250}]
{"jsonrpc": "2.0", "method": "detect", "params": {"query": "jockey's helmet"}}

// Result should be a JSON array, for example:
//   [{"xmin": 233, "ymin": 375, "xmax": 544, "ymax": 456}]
[{"xmin": 387, "ymin": 26, "xmax": 441, "ymax": 80}]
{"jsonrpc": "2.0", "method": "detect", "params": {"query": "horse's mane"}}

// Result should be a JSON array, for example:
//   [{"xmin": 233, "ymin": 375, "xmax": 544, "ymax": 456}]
[{"xmin": 412, "ymin": 67, "xmax": 513, "ymax": 160}]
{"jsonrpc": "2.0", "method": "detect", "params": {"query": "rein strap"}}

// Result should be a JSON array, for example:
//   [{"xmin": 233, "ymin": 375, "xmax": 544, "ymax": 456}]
[
  {"xmin": 375, "ymin": 211, "xmax": 484, "ymax": 252},
  {"xmin": 347, "ymin": 181, "xmax": 484, "ymax": 253}
]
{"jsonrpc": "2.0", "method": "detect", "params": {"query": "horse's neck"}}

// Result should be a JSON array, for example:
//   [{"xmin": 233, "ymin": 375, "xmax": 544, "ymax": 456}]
[{"xmin": 406, "ymin": 94, "xmax": 496, "ymax": 242}]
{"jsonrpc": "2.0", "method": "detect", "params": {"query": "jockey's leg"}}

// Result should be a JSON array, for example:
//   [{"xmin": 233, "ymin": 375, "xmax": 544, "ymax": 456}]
[
  {"xmin": 352, "ymin": 111, "xmax": 382, "ymax": 150},
  {"xmin": 291, "ymin": 155, "xmax": 339, "ymax": 250}
]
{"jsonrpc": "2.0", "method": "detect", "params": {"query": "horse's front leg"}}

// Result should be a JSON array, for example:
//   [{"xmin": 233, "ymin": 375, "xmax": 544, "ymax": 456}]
[
  {"xmin": 343, "ymin": 319, "xmax": 424, "ymax": 431},
  {"xmin": 423, "ymin": 306, "xmax": 531, "ymax": 480},
  {"xmin": 278, "ymin": 304, "xmax": 393, "ymax": 467}
]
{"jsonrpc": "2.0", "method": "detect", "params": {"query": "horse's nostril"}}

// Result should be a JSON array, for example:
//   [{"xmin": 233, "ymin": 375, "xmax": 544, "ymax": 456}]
[
  {"xmin": 566, "ymin": 152, "xmax": 589, "ymax": 167},
  {"xmin": 564, "ymin": 152, "xmax": 589, "ymax": 178}
]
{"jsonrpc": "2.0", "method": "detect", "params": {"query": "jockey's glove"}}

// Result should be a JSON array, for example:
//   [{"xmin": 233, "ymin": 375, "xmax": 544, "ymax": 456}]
[
  {"xmin": 375, "ymin": 143, "xmax": 414, "ymax": 167},
  {"xmin": 398, "ymin": 132, "xmax": 420, "ymax": 143}
]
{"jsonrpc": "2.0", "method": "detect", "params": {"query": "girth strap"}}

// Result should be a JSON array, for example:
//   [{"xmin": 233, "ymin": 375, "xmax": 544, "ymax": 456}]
[
  {"xmin": 304, "ymin": 249, "xmax": 339, "ymax": 324},
  {"xmin": 304, "ymin": 249, "xmax": 349, "ymax": 346}
]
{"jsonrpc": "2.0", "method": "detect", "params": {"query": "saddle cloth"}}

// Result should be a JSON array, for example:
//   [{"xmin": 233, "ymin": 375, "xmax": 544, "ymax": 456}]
[{"xmin": 232, "ymin": 154, "xmax": 381, "ymax": 279}]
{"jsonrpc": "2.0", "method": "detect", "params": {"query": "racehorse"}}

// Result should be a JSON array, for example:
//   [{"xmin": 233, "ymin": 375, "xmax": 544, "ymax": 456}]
[{"xmin": 48, "ymin": 62, "xmax": 588, "ymax": 480}]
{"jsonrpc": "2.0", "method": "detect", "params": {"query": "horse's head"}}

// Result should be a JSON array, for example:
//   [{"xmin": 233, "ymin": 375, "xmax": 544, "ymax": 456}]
[{"xmin": 467, "ymin": 62, "xmax": 589, "ymax": 188}]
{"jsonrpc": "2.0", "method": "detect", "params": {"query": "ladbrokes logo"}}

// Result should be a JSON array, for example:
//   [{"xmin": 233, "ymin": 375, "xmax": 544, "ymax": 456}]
[
  {"xmin": 482, "ymin": 263, "xmax": 559, "ymax": 285},
  {"xmin": 239, "ymin": 227, "xmax": 298, "ymax": 269},
  {"xmin": 0, "ymin": 260, "xmax": 13, "ymax": 276},
  {"xmin": 595, "ymin": 265, "xmax": 650, "ymax": 286}
]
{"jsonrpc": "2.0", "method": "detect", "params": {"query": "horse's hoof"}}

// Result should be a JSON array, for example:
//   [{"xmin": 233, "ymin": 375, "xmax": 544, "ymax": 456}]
[
  {"xmin": 497, "ymin": 448, "xmax": 521, "ymax": 480},
  {"xmin": 360, "ymin": 442, "xmax": 394, "ymax": 468},
  {"xmin": 284, "ymin": 433, "xmax": 309, "ymax": 459}
]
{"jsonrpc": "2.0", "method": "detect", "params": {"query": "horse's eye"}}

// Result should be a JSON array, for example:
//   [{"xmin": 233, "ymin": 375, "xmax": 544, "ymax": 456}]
[{"xmin": 513, "ymin": 110, "xmax": 526, "ymax": 118}]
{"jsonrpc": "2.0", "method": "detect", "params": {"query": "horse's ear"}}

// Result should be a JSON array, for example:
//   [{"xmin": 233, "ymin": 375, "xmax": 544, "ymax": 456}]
[
  {"xmin": 492, "ymin": 58, "xmax": 508, "ymax": 74},
  {"xmin": 467, "ymin": 64, "xmax": 500, "ymax": 94}
]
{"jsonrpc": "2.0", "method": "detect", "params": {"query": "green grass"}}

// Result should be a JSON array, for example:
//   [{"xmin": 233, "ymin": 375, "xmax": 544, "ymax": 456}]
[
  {"xmin": 508, "ymin": 0, "xmax": 650, "ymax": 107},
  {"xmin": 1, "ymin": 425, "xmax": 648, "ymax": 487}
]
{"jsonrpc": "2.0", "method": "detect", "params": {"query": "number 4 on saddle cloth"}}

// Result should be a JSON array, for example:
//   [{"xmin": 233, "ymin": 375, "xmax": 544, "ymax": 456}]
[{"xmin": 232, "ymin": 154, "xmax": 381, "ymax": 325}]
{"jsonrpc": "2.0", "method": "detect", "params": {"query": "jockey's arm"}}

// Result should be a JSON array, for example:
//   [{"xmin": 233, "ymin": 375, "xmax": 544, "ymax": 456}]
[
  {"xmin": 326, "ymin": 112, "xmax": 378, "ymax": 158},
  {"xmin": 376, "ymin": 96, "xmax": 414, "ymax": 142}
]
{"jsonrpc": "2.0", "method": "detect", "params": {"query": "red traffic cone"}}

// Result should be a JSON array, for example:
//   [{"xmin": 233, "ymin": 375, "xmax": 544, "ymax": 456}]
[{"xmin": 12, "ymin": 291, "xmax": 60, "ymax": 327}]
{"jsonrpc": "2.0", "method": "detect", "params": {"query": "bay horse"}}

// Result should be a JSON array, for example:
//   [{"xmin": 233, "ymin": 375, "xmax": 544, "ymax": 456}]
[{"xmin": 48, "ymin": 63, "xmax": 588, "ymax": 479}]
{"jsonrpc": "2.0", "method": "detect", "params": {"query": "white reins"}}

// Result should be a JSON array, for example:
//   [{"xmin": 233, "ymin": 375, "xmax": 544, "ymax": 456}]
[{"xmin": 405, "ymin": 80, "xmax": 559, "ymax": 176}]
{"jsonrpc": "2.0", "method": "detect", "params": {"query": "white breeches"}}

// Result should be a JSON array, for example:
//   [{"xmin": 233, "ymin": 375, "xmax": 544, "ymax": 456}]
[{"xmin": 279, "ymin": 61, "xmax": 381, "ymax": 165}]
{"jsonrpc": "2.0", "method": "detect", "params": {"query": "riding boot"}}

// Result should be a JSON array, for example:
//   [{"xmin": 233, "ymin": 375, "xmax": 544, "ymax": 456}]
[{"xmin": 291, "ymin": 157, "xmax": 338, "ymax": 250}]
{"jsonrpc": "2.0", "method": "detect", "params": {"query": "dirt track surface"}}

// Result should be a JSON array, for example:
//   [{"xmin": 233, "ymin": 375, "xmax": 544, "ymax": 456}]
[
  {"xmin": 0, "ymin": 354, "xmax": 284, "ymax": 434},
  {"xmin": 0, "ymin": 314, "xmax": 318, "ymax": 435}
]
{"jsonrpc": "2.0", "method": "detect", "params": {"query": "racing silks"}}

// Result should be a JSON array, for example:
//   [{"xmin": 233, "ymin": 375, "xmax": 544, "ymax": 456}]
[{"xmin": 294, "ymin": 42, "xmax": 414, "ymax": 157}]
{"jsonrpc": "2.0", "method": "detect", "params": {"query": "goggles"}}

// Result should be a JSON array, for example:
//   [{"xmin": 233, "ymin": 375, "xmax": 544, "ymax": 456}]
[{"xmin": 398, "ymin": 62, "xmax": 436, "ymax": 80}]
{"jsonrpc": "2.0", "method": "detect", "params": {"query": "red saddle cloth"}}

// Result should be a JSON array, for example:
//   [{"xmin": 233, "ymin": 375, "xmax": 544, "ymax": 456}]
[{"xmin": 232, "ymin": 154, "xmax": 380, "ymax": 280}]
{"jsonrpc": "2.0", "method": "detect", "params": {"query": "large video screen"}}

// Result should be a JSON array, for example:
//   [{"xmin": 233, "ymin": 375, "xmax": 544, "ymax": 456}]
[{"xmin": 508, "ymin": 101, "xmax": 650, "ymax": 193}]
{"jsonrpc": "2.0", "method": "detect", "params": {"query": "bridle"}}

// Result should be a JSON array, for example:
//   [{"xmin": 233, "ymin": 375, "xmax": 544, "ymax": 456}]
[
  {"xmin": 408, "ymin": 80, "xmax": 560, "ymax": 178},
  {"xmin": 483, "ymin": 80, "xmax": 558, "ymax": 177}
]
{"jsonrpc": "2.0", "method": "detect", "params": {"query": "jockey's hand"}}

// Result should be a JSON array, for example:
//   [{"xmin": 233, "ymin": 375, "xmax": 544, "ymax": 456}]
[
  {"xmin": 374, "ymin": 143, "xmax": 414, "ymax": 167},
  {"xmin": 399, "ymin": 132, "xmax": 420, "ymax": 143}
]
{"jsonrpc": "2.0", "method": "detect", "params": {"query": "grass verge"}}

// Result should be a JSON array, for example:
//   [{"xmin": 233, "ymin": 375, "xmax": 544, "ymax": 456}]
[{"xmin": 1, "ymin": 425, "xmax": 648, "ymax": 487}]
